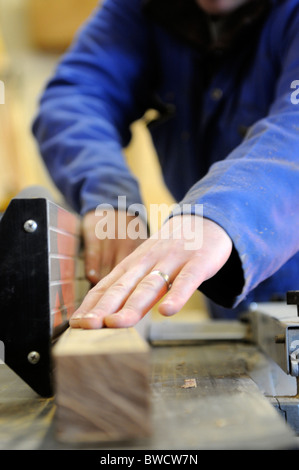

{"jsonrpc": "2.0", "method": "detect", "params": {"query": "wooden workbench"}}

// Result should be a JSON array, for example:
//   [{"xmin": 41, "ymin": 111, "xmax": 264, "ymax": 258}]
[{"xmin": 0, "ymin": 336, "xmax": 297, "ymax": 451}]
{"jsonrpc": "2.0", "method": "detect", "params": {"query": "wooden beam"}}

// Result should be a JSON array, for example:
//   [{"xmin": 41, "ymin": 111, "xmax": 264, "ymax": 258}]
[{"xmin": 52, "ymin": 327, "xmax": 151, "ymax": 443}]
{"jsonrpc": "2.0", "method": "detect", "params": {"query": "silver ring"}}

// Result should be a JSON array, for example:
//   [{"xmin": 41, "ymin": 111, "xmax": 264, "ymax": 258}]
[{"xmin": 150, "ymin": 270, "xmax": 172, "ymax": 290}]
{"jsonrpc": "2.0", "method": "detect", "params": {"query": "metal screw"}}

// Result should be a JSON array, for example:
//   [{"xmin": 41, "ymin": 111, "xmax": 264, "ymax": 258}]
[
  {"xmin": 23, "ymin": 219, "xmax": 38, "ymax": 233},
  {"xmin": 27, "ymin": 351, "xmax": 40, "ymax": 364}
]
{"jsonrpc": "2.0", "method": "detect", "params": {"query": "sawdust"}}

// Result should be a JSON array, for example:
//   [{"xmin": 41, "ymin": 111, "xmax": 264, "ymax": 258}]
[{"xmin": 181, "ymin": 378, "xmax": 197, "ymax": 389}]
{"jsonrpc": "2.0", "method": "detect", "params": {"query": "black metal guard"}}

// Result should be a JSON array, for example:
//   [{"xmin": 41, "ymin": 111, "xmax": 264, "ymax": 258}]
[{"xmin": 0, "ymin": 198, "xmax": 88, "ymax": 396}]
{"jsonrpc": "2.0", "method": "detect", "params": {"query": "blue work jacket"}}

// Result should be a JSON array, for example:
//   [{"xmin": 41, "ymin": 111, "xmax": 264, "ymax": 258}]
[{"xmin": 33, "ymin": 0, "xmax": 299, "ymax": 317}]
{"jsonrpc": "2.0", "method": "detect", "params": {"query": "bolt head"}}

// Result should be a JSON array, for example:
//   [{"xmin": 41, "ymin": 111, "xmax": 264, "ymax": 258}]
[
  {"xmin": 27, "ymin": 351, "xmax": 40, "ymax": 364},
  {"xmin": 24, "ymin": 220, "xmax": 38, "ymax": 233}
]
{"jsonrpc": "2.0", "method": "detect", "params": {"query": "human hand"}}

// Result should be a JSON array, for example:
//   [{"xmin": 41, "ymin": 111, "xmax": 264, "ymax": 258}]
[
  {"xmin": 82, "ymin": 209, "xmax": 146, "ymax": 284},
  {"xmin": 71, "ymin": 215, "xmax": 233, "ymax": 329}
]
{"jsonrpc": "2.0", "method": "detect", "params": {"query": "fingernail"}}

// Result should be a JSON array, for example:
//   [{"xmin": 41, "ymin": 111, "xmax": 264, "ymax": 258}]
[
  {"xmin": 83, "ymin": 313, "xmax": 99, "ymax": 319},
  {"xmin": 70, "ymin": 313, "xmax": 81, "ymax": 320}
]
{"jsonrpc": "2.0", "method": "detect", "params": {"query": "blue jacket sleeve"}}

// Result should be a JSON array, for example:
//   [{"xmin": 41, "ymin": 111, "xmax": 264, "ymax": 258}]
[
  {"xmin": 174, "ymin": 3, "xmax": 299, "ymax": 307},
  {"xmin": 32, "ymin": 0, "xmax": 152, "ymax": 215}
]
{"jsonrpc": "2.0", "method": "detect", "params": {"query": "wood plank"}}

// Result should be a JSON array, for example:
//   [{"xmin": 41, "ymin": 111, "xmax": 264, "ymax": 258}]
[{"xmin": 52, "ymin": 327, "xmax": 151, "ymax": 443}]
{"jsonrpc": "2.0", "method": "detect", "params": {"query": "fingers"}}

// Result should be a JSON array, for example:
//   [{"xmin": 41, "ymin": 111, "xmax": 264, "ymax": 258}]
[
  {"xmin": 104, "ymin": 269, "xmax": 174, "ymax": 328},
  {"xmin": 70, "ymin": 262, "xmax": 127, "ymax": 327},
  {"xmin": 83, "ymin": 237, "xmax": 102, "ymax": 285},
  {"xmin": 70, "ymin": 263, "xmax": 149, "ymax": 328},
  {"xmin": 70, "ymin": 252, "xmax": 181, "ymax": 329},
  {"xmin": 158, "ymin": 261, "xmax": 206, "ymax": 316},
  {"xmin": 72, "ymin": 268, "xmax": 172, "ymax": 329},
  {"xmin": 72, "ymin": 215, "xmax": 233, "ymax": 330},
  {"xmin": 82, "ymin": 210, "xmax": 147, "ymax": 284},
  {"xmin": 83, "ymin": 213, "xmax": 120, "ymax": 284}
]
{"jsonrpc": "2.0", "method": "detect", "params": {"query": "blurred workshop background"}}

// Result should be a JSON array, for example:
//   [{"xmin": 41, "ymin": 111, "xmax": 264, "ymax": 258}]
[{"xmin": 0, "ymin": 0, "xmax": 205, "ymax": 314}]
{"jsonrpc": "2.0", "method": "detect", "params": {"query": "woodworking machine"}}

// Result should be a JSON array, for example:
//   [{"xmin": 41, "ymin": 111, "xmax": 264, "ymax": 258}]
[
  {"xmin": 0, "ymin": 195, "xmax": 89, "ymax": 397},
  {"xmin": 149, "ymin": 298, "xmax": 299, "ymax": 433},
  {"xmin": 1, "ymin": 195, "xmax": 299, "ymax": 440}
]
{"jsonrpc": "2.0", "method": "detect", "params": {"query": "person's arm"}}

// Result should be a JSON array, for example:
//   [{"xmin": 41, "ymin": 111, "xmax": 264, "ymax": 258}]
[
  {"xmin": 70, "ymin": 2, "xmax": 299, "ymax": 329},
  {"xmin": 32, "ymin": 0, "xmax": 153, "ymax": 282},
  {"xmin": 32, "ymin": 0, "xmax": 152, "ymax": 216},
  {"xmin": 174, "ymin": 2, "xmax": 299, "ymax": 308}
]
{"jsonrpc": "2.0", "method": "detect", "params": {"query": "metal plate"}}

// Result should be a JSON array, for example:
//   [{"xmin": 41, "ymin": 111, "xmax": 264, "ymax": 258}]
[{"xmin": 0, "ymin": 198, "xmax": 89, "ymax": 396}]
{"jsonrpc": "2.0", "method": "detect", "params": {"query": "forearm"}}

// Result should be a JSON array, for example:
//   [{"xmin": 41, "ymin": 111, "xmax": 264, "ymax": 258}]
[
  {"xmin": 177, "ymin": 113, "xmax": 299, "ymax": 306},
  {"xmin": 32, "ymin": 0, "xmax": 152, "ymax": 214}
]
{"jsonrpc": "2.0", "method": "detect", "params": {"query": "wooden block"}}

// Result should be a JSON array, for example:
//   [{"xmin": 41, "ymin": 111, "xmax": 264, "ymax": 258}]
[{"xmin": 53, "ymin": 327, "xmax": 151, "ymax": 443}]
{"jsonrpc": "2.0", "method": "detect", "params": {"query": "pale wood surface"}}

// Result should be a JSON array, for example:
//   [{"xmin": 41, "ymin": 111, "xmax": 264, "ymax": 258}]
[{"xmin": 53, "ymin": 327, "xmax": 151, "ymax": 443}]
